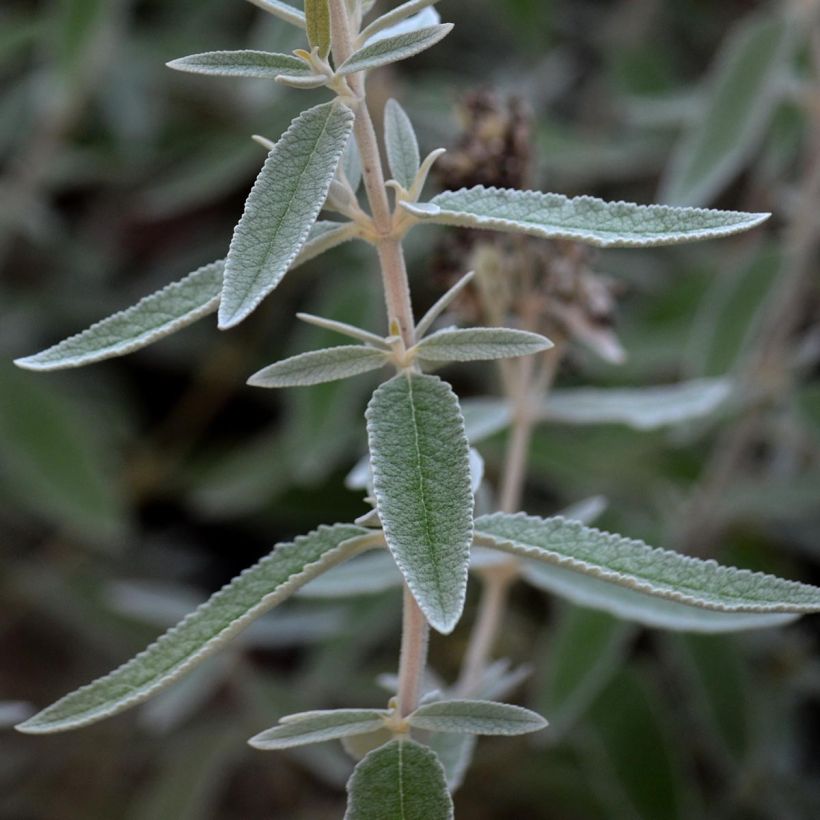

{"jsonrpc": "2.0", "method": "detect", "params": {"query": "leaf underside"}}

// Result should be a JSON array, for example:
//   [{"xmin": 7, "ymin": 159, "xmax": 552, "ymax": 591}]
[
  {"xmin": 219, "ymin": 101, "xmax": 354, "ymax": 329},
  {"xmin": 366, "ymin": 373, "xmax": 473, "ymax": 634},
  {"xmin": 402, "ymin": 185, "xmax": 769, "ymax": 247},
  {"xmin": 475, "ymin": 513, "xmax": 820, "ymax": 617},
  {"xmin": 248, "ymin": 345, "xmax": 387, "ymax": 388},
  {"xmin": 17, "ymin": 524, "xmax": 373, "ymax": 734},
  {"xmin": 344, "ymin": 739, "xmax": 453, "ymax": 820},
  {"xmin": 408, "ymin": 699, "xmax": 547, "ymax": 736}
]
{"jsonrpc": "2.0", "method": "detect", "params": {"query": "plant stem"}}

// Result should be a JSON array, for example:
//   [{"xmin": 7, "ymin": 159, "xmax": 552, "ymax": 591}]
[{"xmin": 329, "ymin": 0, "xmax": 426, "ymax": 716}]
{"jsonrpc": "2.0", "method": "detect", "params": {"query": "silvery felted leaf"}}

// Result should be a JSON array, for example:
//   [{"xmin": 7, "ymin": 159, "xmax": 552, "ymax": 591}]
[
  {"xmin": 249, "ymin": 709, "xmax": 389, "ymax": 750},
  {"xmin": 167, "ymin": 50, "xmax": 312, "ymax": 79},
  {"xmin": 384, "ymin": 98, "xmax": 420, "ymax": 189},
  {"xmin": 407, "ymin": 700, "xmax": 547, "ymax": 736},
  {"xmin": 402, "ymin": 185, "xmax": 769, "ymax": 247},
  {"xmin": 247, "ymin": 345, "xmax": 388, "ymax": 388},
  {"xmin": 415, "ymin": 327, "xmax": 553, "ymax": 363},
  {"xmin": 337, "ymin": 24, "xmax": 452, "ymax": 76}
]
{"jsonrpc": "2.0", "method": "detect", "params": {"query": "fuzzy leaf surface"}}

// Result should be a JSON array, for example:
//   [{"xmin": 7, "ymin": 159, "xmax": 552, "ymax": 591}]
[
  {"xmin": 360, "ymin": 0, "xmax": 440, "ymax": 44},
  {"xmin": 543, "ymin": 378, "xmax": 732, "ymax": 429},
  {"xmin": 247, "ymin": 345, "xmax": 387, "ymax": 388},
  {"xmin": 661, "ymin": 14, "xmax": 791, "ymax": 206},
  {"xmin": 219, "ymin": 101, "xmax": 354, "ymax": 328},
  {"xmin": 415, "ymin": 328, "xmax": 553, "ymax": 363},
  {"xmin": 475, "ymin": 514, "xmax": 820, "ymax": 616},
  {"xmin": 366, "ymin": 373, "xmax": 473, "ymax": 634},
  {"xmin": 338, "ymin": 24, "xmax": 452, "ymax": 76},
  {"xmin": 408, "ymin": 700, "xmax": 547, "ymax": 736},
  {"xmin": 167, "ymin": 50, "xmax": 311, "ymax": 79},
  {"xmin": 345, "ymin": 739, "xmax": 453, "ymax": 820},
  {"xmin": 305, "ymin": 0, "xmax": 331, "ymax": 57},
  {"xmin": 384, "ymin": 98, "xmax": 420, "ymax": 189},
  {"xmin": 249, "ymin": 709, "xmax": 389, "ymax": 749},
  {"xmin": 402, "ymin": 185, "xmax": 769, "ymax": 247},
  {"xmin": 17, "ymin": 525, "xmax": 374, "ymax": 733},
  {"xmin": 246, "ymin": 0, "xmax": 306, "ymax": 27}
]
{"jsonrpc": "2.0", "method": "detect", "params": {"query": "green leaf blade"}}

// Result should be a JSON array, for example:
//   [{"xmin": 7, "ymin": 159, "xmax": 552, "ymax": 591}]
[
  {"xmin": 366, "ymin": 373, "xmax": 473, "ymax": 634},
  {"xmin": 344, "ymin": 739, "xmax": 453, "ymax": 820},
  {"xmin": 402, "ymin": 185, "xmax": 769, "ymax": 247},
  {"xmin": 475, "ymin": 514, "xmax": 820, "ymax": 618},
  {"xmin": 17, "ymin": 525, "xmax": 375, "ymax": 734},
  {"xmin": 167, "ymin": 50, "xmax": 311, "ymax": 79},
  {"xmin": 249, "ymin": 709, "xmax": 389, "ymax": 750},
  {"xmin": 415, "ymin": 328, "xmax": 553, "ymax": 363},
  {"xmin": 305, "ymin": 0, "xmax": 331, "ymax": 58},
  {"xmin": 408, "ymin": 700, "xmax": 547, "ymax": 736},
  {"xmin": 219, "ymin": 101, "xmax": 355, "ymax": 329},
  {"xmin": 384, "ymin": 98, "xmax": 420, "ymax": 189},
  {"xmin": 338, "ymin": 24, "xmax": 453, "ymax": 76},
  {"xmin": 248, "ymin": 345, "xmax": 387, "ymax": 388}
]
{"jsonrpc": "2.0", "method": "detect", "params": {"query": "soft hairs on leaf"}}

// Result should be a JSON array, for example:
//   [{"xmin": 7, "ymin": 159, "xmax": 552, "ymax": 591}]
[
  {"xmin": 17, "ymin": 525, "xmax": 377, "ymax": 734},
  {"xmin": 415, "ymin": 327, "xmax": 553, "ymax": 363},
  {"xmin": 249, "ymin": 709, "xmax": 389, "ymax": 749},
  {"xmin": 407, "ymin": 699, "xmax": 547, "ymax": 735},
  {"xmin": 167, "ymin": 50, "xmax": 312, "ymax": 79},
  {"xmin": 247, "ymin": 345, "xmax": 388, "ymax": 388},
  {"xmin": 344, "ymin": 739, "xmax": 454, "ymax": 820},
  {"xmin": 384, "ymin": 98, "xmax": 421, "ymax": 189},
  {"xmin": 475, "ymin": 514, "xmax": 820, "ymax": 615},
  {"xmin": 337, "ymin": 24, "xmax": 453, "ymax": 76},
  {"xmin": 366, "ymin": 373, "xmax": 473, "ymax": 634},
  {"xmin": 219, "ymin": 101, "xmax": 355, "ymax": 329},
  {"xmin": 402, "ymin": 185, "xmax": 769, "ymax": 247}
]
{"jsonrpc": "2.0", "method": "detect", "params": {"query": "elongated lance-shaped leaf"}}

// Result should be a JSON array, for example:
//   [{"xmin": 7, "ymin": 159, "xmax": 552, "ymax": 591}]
[
  {"xmin": 219, "ymin": 101, "xmax": 355, "ymax": 329},
  {"xmin": 359, "ymin": 0, "xmax": 440, "ymax": 44},
  {"xmin": 305, "ymin": 0, "xmax": 331, "ymax": 58},
  {"xmin": 167, "ymin": 50, "xmax": 312, "ymax": 80},
  {"xmin": 415, "ymin": 271, "xmax": 474, "ymax": 338},
  {"xmin": 246, "ymin": 0, "xmax": 306, "ymax": 28},
  {"xmin": 384, "ymin": 98, "xmax": 420, "ymax": 189},
  {"xmin": 661, "ymin": 14, "xmax": 791, "ymax": 206},
  {"xmin": 474, "ymin": 514, "xmax": 820, "ymax": 617},
  {"xmin": 543, "ymin": 378, "xmax": 732, "ymax": 430},
  {"xmin": 366, "ymin": 373, "xmax": 473, "ymax": 634},
  {"xmin": 414, "ymin": 327, "xmax": 553, "ymax": 363},
  {"xmin": 296, "ymin": 313, "xmax": 389, "ymax": 348},
  {"xmin": 337, "ymin": 24, "xmax": 453, "ymax": 76},
  {"xmin": 247, "ymin": 345, "xmax": 388, "ymax": 388},
  {"xmin": 522, "ymin": 561, "xmax": 797, "ymax": 633},
  {"xmin": 16, "ymin": 525, "xmax": 379, "ymax": 734},
  {"xmin": 249, "ymin": 709, "xmax": 389, "ymax": 750},
  {"xmin": 345, "ymin": 739, "xmax": 453, "ymax": 820},
  {"xmin": 408, "ymin": 700, "xmax": 547, "ymax": 736},
  {"xmin": 402, "ymin": 185, "xmax": 770, "ymax": 247},
  {"xmin": 15, "ymin": 220, "xmax": 357, "ymax": 372}
]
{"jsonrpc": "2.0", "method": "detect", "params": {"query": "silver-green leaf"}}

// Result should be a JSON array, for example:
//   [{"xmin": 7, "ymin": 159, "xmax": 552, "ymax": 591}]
[
  {"xmin": 344, "ymin": 739, "xmax": 453, "ymax": 820},
  {"xmin": 247, "ymin": 345, "xmax": 388, "ymax": 388},
  {"xmin": 246, "ymin": 0, "xmax": 306, "ymax": 28},
  {"xmin": 249, "ymin": 709, "xmax": 389, "ymax": 750},
  {"xmin": 337, "ymin": 24, "xmax": 453, "ymax": 76},
  {"xmin": 359, "ymin": 0, "xmax": 441, "ymax": 45},
  {"xmin": 402, "ymin": 185, "xmax": 769, "ymax": 247},
  {"xmin": 415, "ymin": 327, "xmax": 553, "ymax": 363},
  {"xmin": 408, "ymin": 700, "xmax": 547, "ymax": 736},
  {"xmin": 219, "ymin": 101, "xmax": 355, "ymax": 329},
  {"xmin": 475, "ymin": 513, "xmax": 820, "ymax": 618},
  {"xmin": 17, "ymin": 525, "xmax": 378, "ymax": 734},
  {"xmin": 543, "ymin": 378, "xmax": 732, "ymax": 430},
  {"xmin": 167, "ymin": 50, "xmax": 311, "ymax": 80},
  {"xmin": 384, "ymin": 98, "xmax": 420, "ymax": 189},
  {"xmin": 366, "ymin": 373, "xmax": 473, "ymax": 634}
]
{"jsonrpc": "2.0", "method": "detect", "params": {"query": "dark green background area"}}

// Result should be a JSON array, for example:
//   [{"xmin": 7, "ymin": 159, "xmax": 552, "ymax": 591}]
[{"xmin": 2, "ymin": 1, "xmax": 818, "ymax": 818}]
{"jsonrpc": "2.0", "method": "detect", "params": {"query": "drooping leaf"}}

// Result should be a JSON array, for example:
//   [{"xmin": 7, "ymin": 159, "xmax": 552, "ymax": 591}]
[
  {"xmin": 337, "ymin": 24, "xmax": 453, "ymax": 76},
  {"xmin": 17, "ymin": 525, "xmax": 378, "ymax": 733},
  {"xmin": 249, "ymin": 709, "xmax": 389, "ymax": 750},
  {"xmin": 661, "ymin": 14, "xmax": 792, "ymax": 206},
  {"xmin": 359, "ymin": 0, "xmax": 441, "ymax": 44},
  {"xmin": 167, "ymin": 50, "xmax": 312, "ymax": 80},
  {"xmin": 366, "ymin": 373, "xmax": 473, "ymax": 634},
  {"xmin": 475, "ymin": 514, "xmax": 820, "ymax": 619},
  {"xmin": 407, "ymin": 700, "xmax": 547, "ymax": 736},
  {"xmin": 298, "ymin": 550, "xmax": 403, "ymax": 598},
  {"xmin": 344, "ymin": 739, "xmax": 453, "ymax": 820},
  {"xmin": 247, "ymin": 345, "xmax": 388, "ymax": 388},
  {"xmin": 305, "ymin": 0, "xmax": 331, "ymax": 58},
  {"xmin": 246, "ymin": 0, "xmax": 306, "ymax": 28},
  {"xmin": 384, "ymin": 98, "xmax": 420, "ymax": 189},
  {"xmin": 414, "ymin": 327, "xmax": 553, "ymax": 364},
  {"xmin": 16, "ymin": 221, "xmax": 356, "ymax": 372},
  {"xmin": 542, "ymin": 378, "xmax": 732, "ymax": 430},
  {"xmin": 219, "ymin": 101, "xmax": 355, "ymax": 329},
  {"xmin": 402, "ymin": 186, "xmax": 769, "ymax": 247}
]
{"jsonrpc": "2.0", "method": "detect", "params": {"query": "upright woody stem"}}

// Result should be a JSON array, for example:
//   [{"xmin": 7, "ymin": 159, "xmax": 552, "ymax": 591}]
[{"xmin": 329, "ymin": 0, "xmax": 427, "ymax": 717}]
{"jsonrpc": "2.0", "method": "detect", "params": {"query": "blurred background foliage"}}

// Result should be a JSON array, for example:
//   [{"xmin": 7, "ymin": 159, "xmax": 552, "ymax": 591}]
[{"xmin": 2, "ymin": 0, "xmax": 819, "ymax": 817}]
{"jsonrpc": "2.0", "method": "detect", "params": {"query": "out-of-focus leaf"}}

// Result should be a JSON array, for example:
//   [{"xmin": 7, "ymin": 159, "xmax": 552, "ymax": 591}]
[
  {"xmin": 337, "ymin": 24, "xmax": 452, "ymax": 76},
  {"xmin": 298, "ymin": 550, "xmax": 403, "ymax": 598},
  {"xmin": 249, "ymin": 708, "xmax": 389, "ymax": 750},
  {"xmin": 246, "ymin": 0, "xmax": 306, "ymax": 28},
  {"xmin": 661, "ymin": 14, "xmax": 792, "ymax": 206},
  {"xmin": 459, "ymin": 397, "xmax": 511, "ymax": 443},
  {"xmin": 415, "ymin": 327, "xmax": 553, "ymax": 363}
]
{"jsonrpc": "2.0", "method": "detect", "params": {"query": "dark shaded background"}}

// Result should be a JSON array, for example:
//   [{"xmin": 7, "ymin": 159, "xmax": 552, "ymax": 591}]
[{"xmin": 2, "ymin": 0, "xmax": 819, "ymax": 818}]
